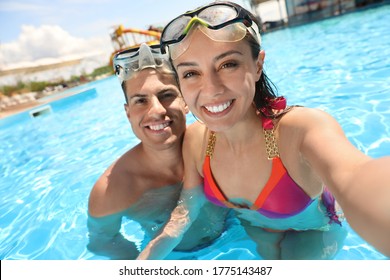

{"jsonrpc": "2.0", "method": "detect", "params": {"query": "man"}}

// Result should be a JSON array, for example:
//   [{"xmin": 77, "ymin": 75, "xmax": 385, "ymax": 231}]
[{"xmin": 87, "ymin": 44, "xmax": 227, "ymax": 259}]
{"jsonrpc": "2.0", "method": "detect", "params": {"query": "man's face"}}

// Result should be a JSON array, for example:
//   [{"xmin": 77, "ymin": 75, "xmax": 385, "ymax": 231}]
[{"xmin": 124, "ymin": 69, "xmax": 188, "ymax": 150}]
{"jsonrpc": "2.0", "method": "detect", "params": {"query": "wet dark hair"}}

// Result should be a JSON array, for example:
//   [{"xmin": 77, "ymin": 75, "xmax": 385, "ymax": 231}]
[{"xmin": 243, "ymin": 7, "xmax": 279, "ymax": 112}]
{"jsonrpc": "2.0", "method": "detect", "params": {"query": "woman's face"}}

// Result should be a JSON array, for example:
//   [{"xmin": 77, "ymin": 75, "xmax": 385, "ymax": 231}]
[{"xmin": 173, "ymin": 29, "xmax": 264, "ymax": 132}]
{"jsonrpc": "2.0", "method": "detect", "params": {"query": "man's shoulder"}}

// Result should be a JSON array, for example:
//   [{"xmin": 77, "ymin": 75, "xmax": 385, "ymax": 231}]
[{"xmin": 88, "ymin": 149, "xmax": 140, "ymax": 217}]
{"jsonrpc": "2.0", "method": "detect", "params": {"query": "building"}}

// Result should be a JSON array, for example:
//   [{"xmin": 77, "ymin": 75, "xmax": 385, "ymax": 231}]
[{"xmin": 248, "ymin": 0, "xmax": 387, "ymax": 30}]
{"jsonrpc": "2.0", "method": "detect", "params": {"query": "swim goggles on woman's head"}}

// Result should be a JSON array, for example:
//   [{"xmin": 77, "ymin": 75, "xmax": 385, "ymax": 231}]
[
  {"xmin": 113, "ymin": 43, "xmax": 175, "ymax": 83},
  {"xmin": 160, "ymin": 1, "xmax": 261, "ymax": 59}
]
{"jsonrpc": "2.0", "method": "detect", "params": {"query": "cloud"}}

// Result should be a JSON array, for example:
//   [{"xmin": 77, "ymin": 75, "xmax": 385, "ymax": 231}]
[
  {"xmin": 0, "ymin": 24, "xmax": 112, "ymax": 69},
  {"xmin": 0, "ymin": 1, "xmax": 48, "ymax": 12}
]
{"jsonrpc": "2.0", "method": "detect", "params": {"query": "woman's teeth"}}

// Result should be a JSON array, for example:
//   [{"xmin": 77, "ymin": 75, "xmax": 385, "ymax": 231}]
[{"xmin": 205, "ymin": 100, "xmax": 232, "ymax": 113}]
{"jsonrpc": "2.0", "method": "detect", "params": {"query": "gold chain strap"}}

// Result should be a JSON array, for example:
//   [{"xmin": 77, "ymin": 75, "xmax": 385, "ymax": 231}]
[
  {"xmin": 264, "ymin": 128, "xmax": 279, "ymax": 160},
  {"xmin": 206, "ymin": 131, "xmax": 216, "ymax": 157},
  {"xmin": 206, "ymin": 128, "xmax": 279, "ymax": 160}
]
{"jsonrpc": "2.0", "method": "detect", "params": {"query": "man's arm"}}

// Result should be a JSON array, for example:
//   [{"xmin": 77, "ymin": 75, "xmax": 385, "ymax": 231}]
[
  {"xmin": 87, "ymin": 213, "xmax": 139, "ymax": 259},
  {"xmin": 87, "ymin": 162, "xmax": 140, "ymax": 259}
]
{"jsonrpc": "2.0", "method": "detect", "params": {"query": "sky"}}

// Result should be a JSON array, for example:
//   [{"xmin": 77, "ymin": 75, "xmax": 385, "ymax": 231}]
[
  {"xmin": 0, "ymin": 0, "xmax": 260, "ymax": 70},
  {"xmin": 0, "ymin": 0, "xmax": 286, "ymax": 86}
]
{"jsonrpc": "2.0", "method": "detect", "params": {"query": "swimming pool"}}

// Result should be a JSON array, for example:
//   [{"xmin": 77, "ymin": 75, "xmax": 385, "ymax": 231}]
[{"xmin": 0, "ymin": 5, "xmax": 389, "ymax": 260}]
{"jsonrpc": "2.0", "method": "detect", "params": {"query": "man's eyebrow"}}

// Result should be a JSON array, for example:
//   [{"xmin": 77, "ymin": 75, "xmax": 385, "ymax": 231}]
[
  {"xmin": 157, "ymin": 87, "xmax": 178, "ymax": 95},
  {"xmin": 128, "ymin": 93, "xmax": 147, "ymax": 100},
  {"xmin": 128, "ymin": 87, "xmax": 178, "ymax": 99}
]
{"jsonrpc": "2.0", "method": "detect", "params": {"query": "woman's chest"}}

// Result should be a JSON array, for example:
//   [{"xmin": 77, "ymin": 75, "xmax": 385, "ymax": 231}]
[{"xmin": 208, "ymin": 151, "xmax": 273, "ymax": 203}]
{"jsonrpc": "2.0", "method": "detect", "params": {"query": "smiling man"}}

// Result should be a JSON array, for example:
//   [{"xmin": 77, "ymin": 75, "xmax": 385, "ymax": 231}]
[{"xmin": 87, "ymin": 44, "xmax": 228, "ymax": 259}]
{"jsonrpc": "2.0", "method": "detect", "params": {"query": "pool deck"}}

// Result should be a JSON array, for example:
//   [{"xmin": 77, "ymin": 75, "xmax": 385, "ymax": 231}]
[
  {"xmin": 0, "ymin": 89, "xmax": 82, "ymax": 119},
  {"xmin": 0, "ymin": 101, "xmax": 41, "ymax": 119},
  {"xmin": 0, "ymin": 74, "xmax": 111, "ymax": 120}
]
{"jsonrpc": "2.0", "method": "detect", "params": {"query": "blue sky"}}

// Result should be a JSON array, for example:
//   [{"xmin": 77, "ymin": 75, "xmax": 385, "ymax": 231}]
[
  {"xmin": 1, "ymin": 0, "xmax": 249, "ymax": 43},
  {"xmin": 0, "ymin": 0, "xmax": 255, "ymax": 68}
]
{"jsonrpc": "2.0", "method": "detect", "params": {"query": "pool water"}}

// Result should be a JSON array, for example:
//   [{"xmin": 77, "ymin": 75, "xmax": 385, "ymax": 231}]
[{"xmin": 0, "ymin": 5, "xmax": 389, "ymax": 260}]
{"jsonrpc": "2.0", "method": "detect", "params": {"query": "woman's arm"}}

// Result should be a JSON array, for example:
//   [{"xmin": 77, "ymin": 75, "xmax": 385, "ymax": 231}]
[
  {"xmin": 297, "ymin": 108, "xmax": 390, "ymax": 256},
  {"xmin": 137, "ymin": 124, "xmax": 207, "ymax": 260},
  {"xmin": 136, "ymin": 185, "xmax": 205, "ymax": 259}
]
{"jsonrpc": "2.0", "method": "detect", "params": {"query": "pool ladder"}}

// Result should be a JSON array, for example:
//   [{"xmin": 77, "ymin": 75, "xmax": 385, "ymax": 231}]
[{"xmin": 29, "ymin": 105, "xmax": 52, "ymax": 118}]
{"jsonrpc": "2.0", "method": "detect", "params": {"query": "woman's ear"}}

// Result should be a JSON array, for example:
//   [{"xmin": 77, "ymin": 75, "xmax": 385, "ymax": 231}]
[
  {"xmin": 255, "ymin": 50, "xmax": 265, "ymax": 81},
  {"xmin": 180, "ymin": 97, "xmax": 189, "ymax": 114},
  {"xmin": 257, "ymin": 50, "xmax": 265, "ymax": 73},
  {"xmin": 185, "ymin": 103, "xmax": 190, "ymax": 114}
]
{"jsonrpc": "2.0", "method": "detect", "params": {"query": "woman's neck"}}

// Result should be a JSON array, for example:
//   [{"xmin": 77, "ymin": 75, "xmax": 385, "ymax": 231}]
[{"xmin": 215, "ymin": 107, "xmax": 263, "ymax": 152}]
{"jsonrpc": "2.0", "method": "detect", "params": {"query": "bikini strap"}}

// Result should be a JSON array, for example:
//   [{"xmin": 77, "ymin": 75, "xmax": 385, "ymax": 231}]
[
  {"xmin": 263, "ymin": 124, "xmax": 280, "ymax": 160},
  {"xmin": 205, "ymin": 131, "xmax": 216, "ymax": 157},
  {"xmin": 207, "ymin": 97, "xmax": 295, "ymax": 160},
  {"xmin": 207, "ymin": 123, "xmax": 279, "ymax": 160},
  {"xmin": 260, "ymin": 97, "xmax": 291, "ymax": 160}
]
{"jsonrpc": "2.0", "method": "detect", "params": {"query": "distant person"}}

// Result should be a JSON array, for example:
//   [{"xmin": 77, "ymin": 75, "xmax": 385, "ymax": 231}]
[
  {"xmin": 87, "ymin": 43, "xmax": 228, "ymax": 259},
  {"xmin": 138, "ymin": 1, "xmax": 390, "ymax": 259}
]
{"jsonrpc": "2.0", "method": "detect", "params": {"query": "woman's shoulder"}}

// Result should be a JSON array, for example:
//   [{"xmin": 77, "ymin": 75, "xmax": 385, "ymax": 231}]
[
  {"xmin": 183, "ymin": 122, "xmax": 210, "ymax": 160},
  {"xmin": 279, "ymin": 106, "xmax": 339, "ymax": 130},
  {"xmin": 185, "ymin": 121, "xmax": 209, "ymax": 143},
  {"xmin": 282, "ymin": 105, "xmax": 329, "ymax": 119}
]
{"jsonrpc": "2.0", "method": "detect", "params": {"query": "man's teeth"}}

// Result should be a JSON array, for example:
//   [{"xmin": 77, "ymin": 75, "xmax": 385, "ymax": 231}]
[
  {"xmin": 149, "ymin": 123, "xmax": 169, "ymax": 131},
  {"xmin": 205, "ymin": 101, "xmax": 232, "ymax": 113}
]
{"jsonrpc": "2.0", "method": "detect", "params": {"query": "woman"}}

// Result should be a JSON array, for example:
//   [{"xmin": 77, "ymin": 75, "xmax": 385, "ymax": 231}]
[{"xmin": 138, "ymin": 2, "xmax": 390, "ymax": 259}]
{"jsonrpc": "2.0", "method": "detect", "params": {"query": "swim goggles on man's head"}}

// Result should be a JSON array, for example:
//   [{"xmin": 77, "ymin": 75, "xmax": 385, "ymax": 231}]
[
  {"xmin": 113, "ymin": 43, "xmax": 175, "ymax": 83},
  {"xmin": 160, "ymin": 1, "xmax": 261, "ymax": 60}
]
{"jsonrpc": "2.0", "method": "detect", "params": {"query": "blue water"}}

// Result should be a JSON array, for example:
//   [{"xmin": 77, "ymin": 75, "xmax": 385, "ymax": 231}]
[{"xmin": 0, "ymin": 5, "xmax": 389, "ymax": 260}]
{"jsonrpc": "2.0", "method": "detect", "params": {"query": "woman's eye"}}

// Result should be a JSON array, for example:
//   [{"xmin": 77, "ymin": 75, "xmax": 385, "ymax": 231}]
[
  {"xmin": 221, "ymin": 62, "xmax": 238, "ymax": 69},
  {"xmin": 182, "ymin": 71, "xmax": 197, "ymax": 79}
]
